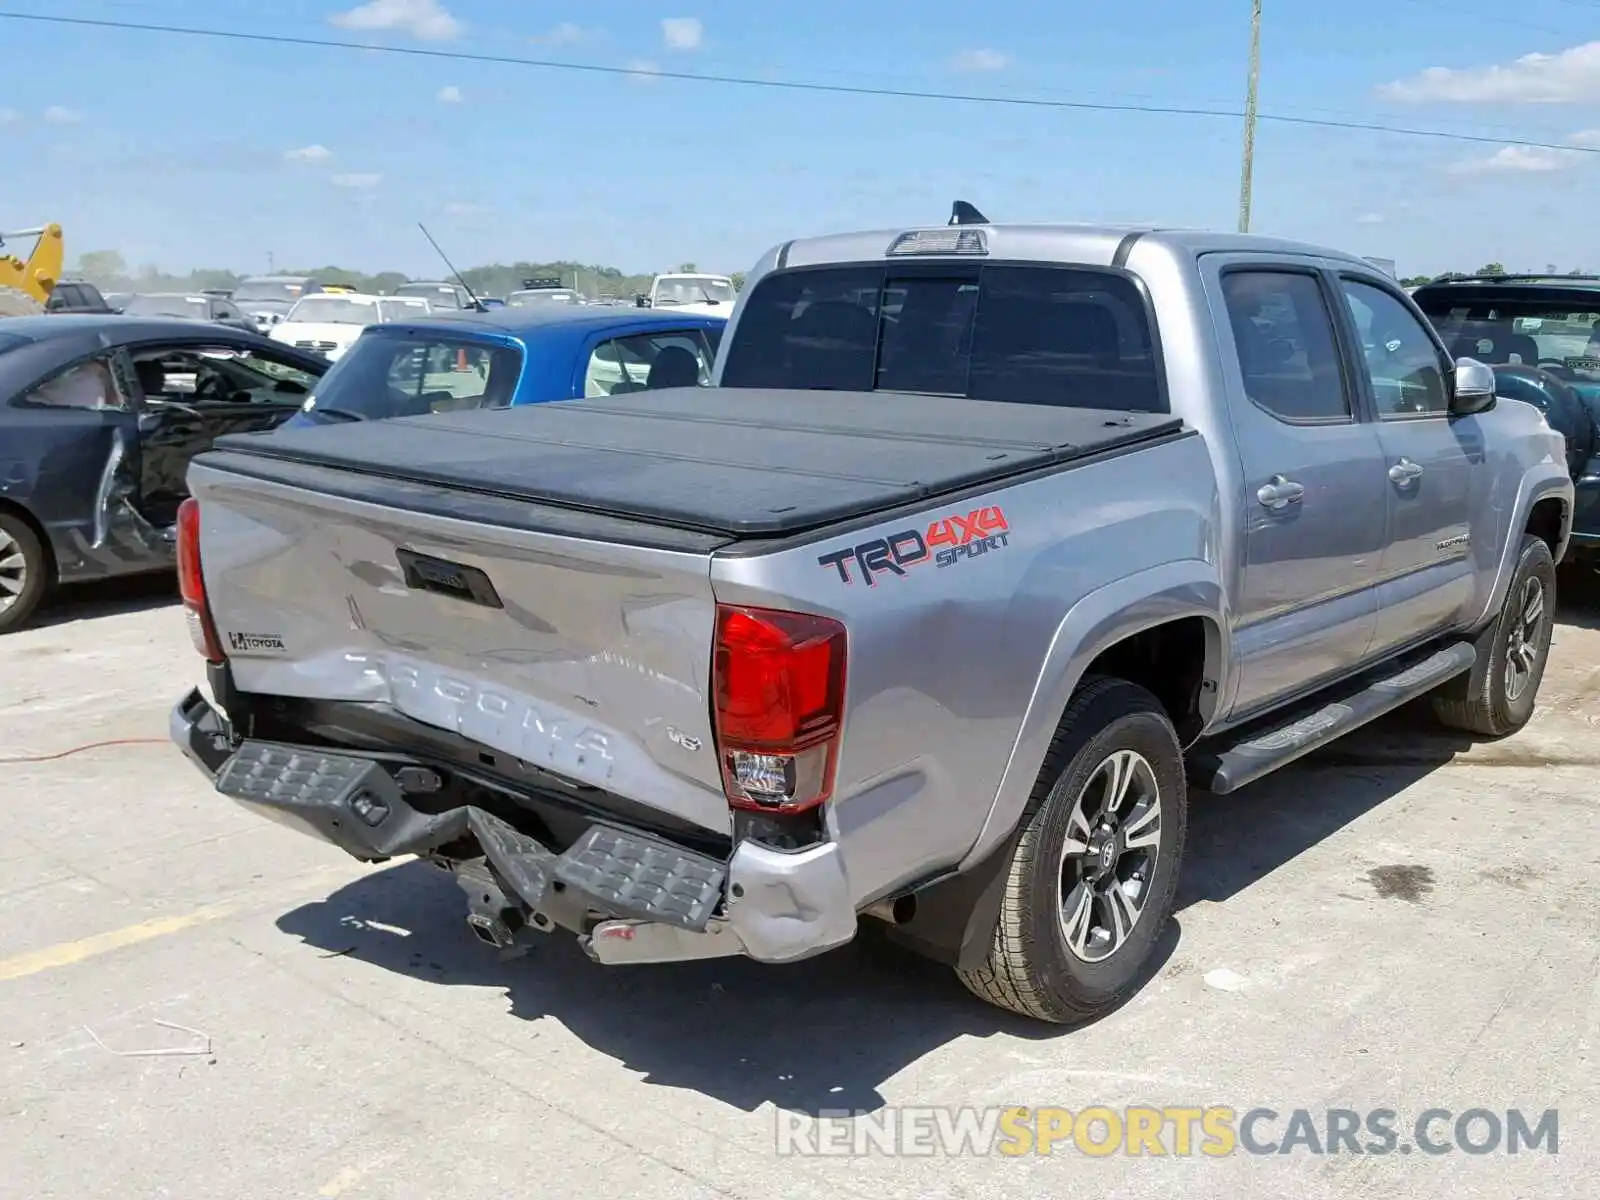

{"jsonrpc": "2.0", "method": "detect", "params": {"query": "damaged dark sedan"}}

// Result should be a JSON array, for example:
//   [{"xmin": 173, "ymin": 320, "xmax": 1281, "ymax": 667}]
[{"xmin": 0, "ymin": 315, "xmax": 328, "ymax": 632}]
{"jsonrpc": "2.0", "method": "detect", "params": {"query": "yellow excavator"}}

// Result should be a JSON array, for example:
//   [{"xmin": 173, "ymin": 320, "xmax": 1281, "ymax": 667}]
[{"xmin": 0, "ymin": 223, "xmax": 64, "ymax": 317}]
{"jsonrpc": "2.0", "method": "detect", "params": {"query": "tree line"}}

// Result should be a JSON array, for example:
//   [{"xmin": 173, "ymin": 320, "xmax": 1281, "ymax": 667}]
[
  {"xmin": 1398, "ymin": 263, "xmax": 1591, "ymax": 288},
  {"xmin": 70, "ymin": 250, "xmax": 746, "ymax": 300}
]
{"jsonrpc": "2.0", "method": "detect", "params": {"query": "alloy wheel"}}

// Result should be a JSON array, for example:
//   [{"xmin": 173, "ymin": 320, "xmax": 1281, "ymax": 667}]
[
  {"xmin": 0, "ymin": 528, "xmax": 26, "ymax": 612},
  {"xmin": 1504, "ymin": 575, "xmax": 1546, "ymax": 703},
  {"xmin": 1058, "ymin": 748, "xmax": 1163, "ymax": 964}
]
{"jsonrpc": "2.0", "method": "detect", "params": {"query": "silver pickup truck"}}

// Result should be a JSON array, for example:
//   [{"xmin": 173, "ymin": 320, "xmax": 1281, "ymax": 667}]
[{"xmin": 169, "ymin": 218, "xmax": 1573, "ymax": 1025}]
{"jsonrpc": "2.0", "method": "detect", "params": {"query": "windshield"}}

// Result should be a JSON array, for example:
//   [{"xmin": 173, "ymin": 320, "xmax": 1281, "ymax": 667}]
[
  {"xmin": 508, "ymin": 289, "xmax": 579, "ymax": 306},
  {"xmin": 1416, "ymin": 295, "xmax": 1600, "ymax": 386},
  {"xmin": 394, "ymin": 283, "xmax": 462, "ymax": 304},
  {"xmin": 300, "ymin": 332, "xmax": 523, "ymax": 421},
  {"xmin": 234, "ymin": 280, "xmax": 306, "ymax": 304},
  {"xmin": 654, "ymin": 277, "xmax": 735, "ymax": 305},
  {"xmin": 378, "ymin": 298, "xmax": 431, "ymax": 321},
  {"xmin": 720, "ymin": 263, "xmax": 1165, "ymax": 413},
  {"xmin": 287, "ymin": 296, "xmax": 382, "ymax": 325},
  {"xmin": 123, "ymin": 294, "xmax": 209, "ymax": 319}
]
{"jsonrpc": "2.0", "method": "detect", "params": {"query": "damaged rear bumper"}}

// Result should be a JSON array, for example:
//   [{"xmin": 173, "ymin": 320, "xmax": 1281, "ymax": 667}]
[{"xmin": 170, "ymin": 688, "xmax": 856, "ymax": 965}]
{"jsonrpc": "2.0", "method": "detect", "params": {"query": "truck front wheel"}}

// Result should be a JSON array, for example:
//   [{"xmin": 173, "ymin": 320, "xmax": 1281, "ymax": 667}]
[
  {"xmin": 1432, "ymin": 533, "xmax": 1557, "ymax": 737},
  {"xmin": 957, "ymin": 677, "xmax": 1187, "ymax": 1025}
]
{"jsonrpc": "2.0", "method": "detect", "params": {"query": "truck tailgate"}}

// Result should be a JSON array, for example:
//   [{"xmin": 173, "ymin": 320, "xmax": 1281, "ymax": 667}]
[{"xmin": 186, "ymin": 455, "xmax": 735, "ymax": 834}]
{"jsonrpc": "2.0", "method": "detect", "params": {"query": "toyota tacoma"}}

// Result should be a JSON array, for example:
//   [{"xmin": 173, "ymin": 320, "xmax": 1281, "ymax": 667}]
[{"xmin": 168, "ymin": 213, "xmax": 1572, "ymax": 1023}]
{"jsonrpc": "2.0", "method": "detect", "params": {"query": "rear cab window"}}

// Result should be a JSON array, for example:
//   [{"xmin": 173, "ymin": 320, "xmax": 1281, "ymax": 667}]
[
  {"xmin": 301, "ymin": 330, "xmax": 523, "ymax": 421},
  {"xmin": 720, "ymin": 262, "xmax": 1166, "ymax": 413}
]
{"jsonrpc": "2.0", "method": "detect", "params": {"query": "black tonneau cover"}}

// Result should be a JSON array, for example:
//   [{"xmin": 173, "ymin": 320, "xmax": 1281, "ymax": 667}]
[{"xmin": 212, "ymin": 388, "xmax": 1185, "ymax": 538}]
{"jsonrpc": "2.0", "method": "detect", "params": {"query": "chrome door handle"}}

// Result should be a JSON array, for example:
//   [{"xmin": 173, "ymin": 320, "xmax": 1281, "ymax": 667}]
[
  {"xmin": 1388, "ymin": 458, "xmax": 1425, "ymax": 484},
  {"xmin": 1256, "ymin": 475, "xmax": 1305, "ymax": 510}
]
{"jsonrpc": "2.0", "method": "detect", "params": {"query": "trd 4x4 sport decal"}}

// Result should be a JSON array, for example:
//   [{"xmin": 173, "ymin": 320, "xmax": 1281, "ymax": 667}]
[{"xmin": 817, "ymin": 506, "xmax": 1010, "ymax": 586}]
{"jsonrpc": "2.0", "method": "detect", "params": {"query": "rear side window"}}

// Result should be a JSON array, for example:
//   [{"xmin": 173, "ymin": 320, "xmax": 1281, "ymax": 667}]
[
  {"xmin": 721, "ymin": 263, "xmax": 1165, "ymax": 412},
  {"xmin": 304, "ymin": 333, "xmax": 522, "ymax": 420},
  {"xmin": 1220, "ymin": 271, "xmax": 1351, "ymax": 423}
]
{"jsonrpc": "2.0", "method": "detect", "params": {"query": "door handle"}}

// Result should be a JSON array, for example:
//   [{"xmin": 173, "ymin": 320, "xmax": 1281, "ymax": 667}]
[
  {"xmin": 1388, "ymin": 457, "xmax": 1425, "ymax": 484},
  {"xmin": 1256, "ymin": 475, "xmax": 1305, "ymax": 510}
]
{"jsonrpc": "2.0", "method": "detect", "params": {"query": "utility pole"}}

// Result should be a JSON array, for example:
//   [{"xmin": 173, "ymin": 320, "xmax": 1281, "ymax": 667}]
[
  {"xmin": 267, "ymin": 250, "xmax": 276, "ymax": 273},
  {"xmin": 1237, "ymin": 0, "xmax": 1262, "ymax": 233}
]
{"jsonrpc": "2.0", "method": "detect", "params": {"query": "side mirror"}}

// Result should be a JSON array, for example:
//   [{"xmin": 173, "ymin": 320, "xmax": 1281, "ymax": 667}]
[
  {"xmin": 635, "ymin": 295, "xmax": 650, "ymax": 308},
  {"xmin": 1451, "ymin": 357, "xmax": 1497, "ymax": 416}
]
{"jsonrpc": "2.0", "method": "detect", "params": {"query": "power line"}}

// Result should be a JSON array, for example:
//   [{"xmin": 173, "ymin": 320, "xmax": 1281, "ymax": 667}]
[
  {"xmin": 1394, "ymin": 0, "xmax": 1596, "ymax": 38},
  {"xmin": 3, "ymin": 9, "xmax": 1599, "ymax": 157}
]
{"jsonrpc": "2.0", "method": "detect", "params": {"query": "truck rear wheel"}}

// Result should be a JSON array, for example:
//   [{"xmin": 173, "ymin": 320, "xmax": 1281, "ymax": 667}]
[
  {"xmin": 1432, "ymin": 533, "xmax": 1557, "ymax": 737},
  {"xmin": 957, "ymin": 677, "xmax": 1187, "ymax": 1025}
]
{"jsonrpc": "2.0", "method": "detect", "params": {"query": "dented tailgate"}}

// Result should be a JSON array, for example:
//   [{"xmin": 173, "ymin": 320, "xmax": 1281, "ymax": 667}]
[{"xmin": 186, "ymin": 455, "xmax": 733, "ymax": 835}]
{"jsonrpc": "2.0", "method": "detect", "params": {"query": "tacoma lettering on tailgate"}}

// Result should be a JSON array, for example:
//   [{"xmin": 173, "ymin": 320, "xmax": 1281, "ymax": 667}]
[
  {"xmin": 385, "ymin": 657, "xmax": 616, "ymax": 781},
  {"xmin": 817, "ymin": 506, "xmax": 1010, "ymax": 586}
]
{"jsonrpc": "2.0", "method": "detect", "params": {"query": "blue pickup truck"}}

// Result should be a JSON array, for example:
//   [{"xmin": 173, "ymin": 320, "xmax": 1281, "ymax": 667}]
[{"xmin": 283, "ymin": 307, "xmax": 725, "ymax": 428}]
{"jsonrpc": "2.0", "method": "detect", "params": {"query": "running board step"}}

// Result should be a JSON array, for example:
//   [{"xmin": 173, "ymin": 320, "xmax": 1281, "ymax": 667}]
[{"xmin": 1187, "ymin": 641, "xmax": 1477, "ymax": 794}]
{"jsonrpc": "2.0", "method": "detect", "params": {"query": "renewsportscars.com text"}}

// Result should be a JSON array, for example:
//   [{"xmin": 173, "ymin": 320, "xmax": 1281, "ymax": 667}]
[{"xmin": 775, "ymin": 1106, "xmax": 1559, "ymax": 1158}]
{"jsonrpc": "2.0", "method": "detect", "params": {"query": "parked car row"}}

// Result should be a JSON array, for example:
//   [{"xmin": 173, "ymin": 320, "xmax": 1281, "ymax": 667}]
[
  {"xmin": 161, "ymin": 208, "xmax": 1575, "ymax": 1031},
  {"xmin": 0, "ymin": 315, "xmax": 327, "ymax": 632}
]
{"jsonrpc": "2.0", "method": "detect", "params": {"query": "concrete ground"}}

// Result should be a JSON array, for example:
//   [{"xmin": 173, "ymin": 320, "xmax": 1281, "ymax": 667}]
[{"xmin": 2, "ymin": 574, "xmax": 1595, "ymax": 1200}]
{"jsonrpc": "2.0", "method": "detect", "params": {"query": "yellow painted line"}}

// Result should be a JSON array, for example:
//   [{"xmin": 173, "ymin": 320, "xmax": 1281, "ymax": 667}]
[
  {"xmin": 317, "ymin": 1156, "xmax": 392, "ymax": 1197},
  {"xmin": 0, "ymin": 900, "xmax": 240, "ymax": 982},
  {"xmin": 0, "ymin": 863, "xmax": 377, "ymax": 984},
  {"xmin": 317, "ymin": 1164, "xmax": 369, "ymax": 1198}
]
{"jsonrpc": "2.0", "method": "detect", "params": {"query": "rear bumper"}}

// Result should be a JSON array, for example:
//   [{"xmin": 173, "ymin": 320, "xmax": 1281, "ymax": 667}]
[{"xmin": 169, "ymin": 688, "xmax": 856, "ymax": 965}]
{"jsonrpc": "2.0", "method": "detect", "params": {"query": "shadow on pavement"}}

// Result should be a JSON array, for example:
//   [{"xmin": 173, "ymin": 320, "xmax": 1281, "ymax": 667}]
[
  {"xmin": 1178, "ymin": 700, "xmax": 1473, "ymax": 910},
  {"xmin": 1556, "ymin": 564, "xmax": 1600, "ymax": 630},
  {"xmin": 271, "ymin": 593, "xmax": 1591, "ymax": 1113},
  {"xmin": 277, "ymin": 859, "xmax": 1178, "ymax": 1115},
  {"xmin": 30, "ymin": 570, "xmax": 177, "ymax": 630}
]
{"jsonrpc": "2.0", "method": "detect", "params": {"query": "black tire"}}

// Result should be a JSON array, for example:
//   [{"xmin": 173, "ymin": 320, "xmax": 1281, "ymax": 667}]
[
  {"xmin": 0, "ymin": 510, "xmax": 50, "ymax": 634},
  {"xmin": 956, "ymin": 677, "xmax": 1187, "ymax": 1025},
  {"xmin": 1432, "ymin": 534, "xmax": 1557, "ymax": 737}
]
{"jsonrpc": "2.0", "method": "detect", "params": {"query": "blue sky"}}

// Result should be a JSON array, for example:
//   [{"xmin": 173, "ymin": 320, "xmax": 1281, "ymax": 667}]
[{"xmin": 5, "ymin": 0, "xmax": 1600, "ymax": 278}]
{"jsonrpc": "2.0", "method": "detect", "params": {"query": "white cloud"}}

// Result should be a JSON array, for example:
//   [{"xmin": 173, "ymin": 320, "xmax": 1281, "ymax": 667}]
[
  {"xmin": 1450, "ymin": 145, "xmax": 1584, "ymax": 174},
  {"xmin": 949, "ymin": 48, "xmax": 1010, "ymax": 72},
  {"xmin": 329, "ymin": 0, "xmax": 461, "ymax": 42},
  {"xmin": 43, "ymin": 106, "xmax": 83, "ymax": 124},
  {"xmin": 436, "ymin": 85, "xmax": 463, "ymax": 104},
  {"xmin": 331, "ymin": 172, "xmax": 383, "ymax": 188},
  {"xmin": 285, "ymin": 144, "xmax": 334, "ymax": 164},
  {"xmin": 531, "ymin": 22, "xmax": 589, "ymax": 46},
  {"xmin": 626, "ymin": 59, "xmax": 662, "ymax": 84},
  {"xmin": 444, "ymin": 201, "xmax": 482, "ymax": 216},
  {"xmin": 661, "ymin": 18, "xmax": 703, "ymax": 52},
  {"xmin": 1379, "ymin": 41, "xmax": 1600, "ymax": 104},
  {"xmin": 1356, "ymin": 212, "xmax": 1385, "ymax": 225}
]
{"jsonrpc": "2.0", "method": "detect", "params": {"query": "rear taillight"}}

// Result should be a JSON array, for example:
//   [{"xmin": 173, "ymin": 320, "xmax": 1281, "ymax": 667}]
[
  {"xmin": 712, "ymin": 604, "xmax": 847, "ymax": 813},
  {"xmin": 176, "ymin": 497, "xmax": 225, "ymax": 663}
]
